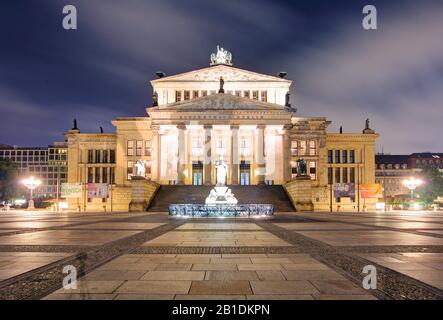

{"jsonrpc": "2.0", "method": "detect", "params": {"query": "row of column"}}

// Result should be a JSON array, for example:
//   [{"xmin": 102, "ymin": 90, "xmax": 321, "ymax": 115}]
[{"xmin": 150, "ymin": 123, "xmax": 292, "ymax": 185}]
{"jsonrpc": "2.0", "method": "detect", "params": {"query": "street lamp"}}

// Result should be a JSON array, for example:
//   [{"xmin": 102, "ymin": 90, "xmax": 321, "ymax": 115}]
[
  {"xmin": 402, "ymin": 177, "xmax": 423, "ymax": 203},
  {"xmin": 22, "ymin": 176, "xmax": 42, "ymax": 209}
]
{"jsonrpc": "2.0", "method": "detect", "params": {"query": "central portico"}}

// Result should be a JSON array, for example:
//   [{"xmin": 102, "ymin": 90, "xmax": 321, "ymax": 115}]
[{"xmin": 146, "ymin": 93, "xmax": 293, "ymax": 186}]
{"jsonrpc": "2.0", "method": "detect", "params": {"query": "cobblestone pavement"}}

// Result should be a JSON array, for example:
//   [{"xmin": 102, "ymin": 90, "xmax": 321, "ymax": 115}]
[{"xmin": 1, "ymin": 210, "xmax": 443, "ymax": 300}]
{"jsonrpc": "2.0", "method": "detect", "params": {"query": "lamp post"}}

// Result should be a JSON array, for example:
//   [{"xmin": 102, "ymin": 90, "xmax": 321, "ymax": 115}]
[
  {"xmin": 22, "ymin": 176, "xmax": 42, "ymax": 210},
  {"xmin": 402, "ymin": 177, "xmax": 423, "ymax": 205}
]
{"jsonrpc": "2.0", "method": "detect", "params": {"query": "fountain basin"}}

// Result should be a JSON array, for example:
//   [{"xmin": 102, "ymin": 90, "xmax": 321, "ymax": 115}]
[{"xmin": 168, "ymin": 204, "xmax": 274, "ymax": 218}]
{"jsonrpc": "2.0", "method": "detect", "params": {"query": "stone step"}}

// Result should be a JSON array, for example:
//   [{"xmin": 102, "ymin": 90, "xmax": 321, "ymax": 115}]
[{"xmin": 147, "ymin": 185, "xmax": 295, "ymax": 212}]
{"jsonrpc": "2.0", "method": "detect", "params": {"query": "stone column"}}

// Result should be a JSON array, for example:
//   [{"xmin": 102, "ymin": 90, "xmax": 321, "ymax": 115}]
[
  {"xmin": 177, "ymin": 123, "xmax": 187, "ymax": 184},
  {"xmin": 204, "ymin": 124, "xmax": 212, "ymax": 185},
  {"xmin": 230, "ymin": 124, "xmax": 239, "ymax": 185},
  {"xmin": 283, "ymin": 124, "xmax": 293, "ymax": 183},
  {"xmin": 255, "ymin": 124, "xmax": 266, "ymax": 184},
  {"xmin": 151, "ymin": 125, "xmax": 160, "ymax": 182}
]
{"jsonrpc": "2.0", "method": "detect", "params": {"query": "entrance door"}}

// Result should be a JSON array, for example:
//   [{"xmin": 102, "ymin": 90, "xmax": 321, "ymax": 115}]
[
  {"xmin": 240, "ymin": 160, "xmax": 250, "ymax": 185},
  {"xmin": 192, "ymin": 161, "xmax": 203, "ymax": 185}
]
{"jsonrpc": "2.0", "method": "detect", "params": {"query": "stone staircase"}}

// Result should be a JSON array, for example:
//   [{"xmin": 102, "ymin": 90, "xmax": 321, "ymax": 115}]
[{"xmin": 147, "ymin": 185, "xmax": 295, "ymax": 212}]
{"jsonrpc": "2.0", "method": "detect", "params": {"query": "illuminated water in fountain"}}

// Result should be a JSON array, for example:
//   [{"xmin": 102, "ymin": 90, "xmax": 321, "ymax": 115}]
[{"xmin": 169, "ymin": 161, "xmax": 273, "ymax": 218}]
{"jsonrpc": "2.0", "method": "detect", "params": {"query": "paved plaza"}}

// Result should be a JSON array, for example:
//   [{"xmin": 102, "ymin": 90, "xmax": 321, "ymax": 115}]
[{"xmin": 0, "ymin": 211, "xmax": 443, "ymax": 300}]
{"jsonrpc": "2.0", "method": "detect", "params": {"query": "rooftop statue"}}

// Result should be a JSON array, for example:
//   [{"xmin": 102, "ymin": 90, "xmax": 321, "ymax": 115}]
[{"xmin": 210, "ymin": 45, "xmax": 233, "ymax": 66}]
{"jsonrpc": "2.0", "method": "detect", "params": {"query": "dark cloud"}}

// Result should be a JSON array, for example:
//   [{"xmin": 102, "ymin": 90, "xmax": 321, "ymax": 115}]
[{"xmin": 0, "ymin": 0, "xmax": 441, "ymax": 153}]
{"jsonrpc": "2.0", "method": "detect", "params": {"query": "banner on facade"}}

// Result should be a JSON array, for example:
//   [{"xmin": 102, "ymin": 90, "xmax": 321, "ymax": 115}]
[
  {"xmin": 61, "ymin": 183, "xmax": 82, "ymax": 198},
  {"xmin": 334, "ymin": 183, "xmax": 355, "ymax": 198},
  {"xmin": 360, "ymin": 184, "xmax": 383, "ymax": 199},
  {"xmin": 88, "ymin": 183, "xmax": 109, "ymax": 198}
]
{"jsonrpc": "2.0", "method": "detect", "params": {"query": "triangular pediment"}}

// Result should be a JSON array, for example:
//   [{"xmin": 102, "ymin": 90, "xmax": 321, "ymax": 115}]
[
  {"xmin": 148, "ymin": 93, "xmax": 292, "ymax": 112},
  {"xmin": 151, "ymin": 65, "xmax": 291, "ymax": 83}
]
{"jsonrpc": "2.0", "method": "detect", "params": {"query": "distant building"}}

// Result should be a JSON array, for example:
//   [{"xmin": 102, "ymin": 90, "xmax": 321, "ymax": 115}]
[
  {"xmin": 376, "ymin": 152, "xmax": 443, "ymax": 199},
  {"xmin": 409, "ymin": 153, "xmax": 443, "ymax": 170},
  {"xmin": 375, "ymin": 154, "xmax": 412, "ymax": 198},
  {"xmin": 0, "ymin": 142, "xmax": 68, "ymax": 199}
]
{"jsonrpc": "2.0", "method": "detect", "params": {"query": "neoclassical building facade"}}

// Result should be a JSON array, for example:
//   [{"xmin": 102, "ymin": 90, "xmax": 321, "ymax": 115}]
[{"xmin": 65, "ymin": 48, "xmax": 378, "ymax": 212}]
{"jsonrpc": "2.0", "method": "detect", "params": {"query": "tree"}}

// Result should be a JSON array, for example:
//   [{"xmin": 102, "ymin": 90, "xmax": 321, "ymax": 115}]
[
  {"xmin": 0, "ymin": 159, "xmax": 24, "ymax": 201},
  {"xmin": 417, "ymin": 166, "xmax": 443, "ymax": 207}
]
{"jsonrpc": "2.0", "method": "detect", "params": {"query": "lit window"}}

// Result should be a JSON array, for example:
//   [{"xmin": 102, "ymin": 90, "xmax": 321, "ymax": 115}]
[
  {"xmin": 191, "ymin": 136, "xmax": 204, "ymax": 157},
  {"xmin": 309, "ymin": 141, "xmax": 316, "ymax": 155},
  {"xmin": 261, "ymin": 91, "xmax": 267, "ymax": 102},
  {"xmin": 240, "ymin": 137, "xmax": 251, "ymax": 156},
  {"xmin": 127, "ymin": 161, "xmax": 134, "ymax": 180},
  {"xmin": 127, "ymin": 140, "xmax": 134, "ymax": 156},
  {"xmin": 145, "ymin": 141, "xmax": 152, "ymax": 156},
  {"xmin": 299, "ymin": 141, "xmax": 307, "ymax": 156},
  {"xmin": 136, "ymin": 141, "xmax": 143, "ymax": 156},
  {"xmin": 175, "ymin": 91, "xmax": 182, "ymax": 102},
  {"xmin": 215, "ymin": 138, "xmax": 227, "ymax": 156},
  {"xmin": 291, "ymin": 141, "xmax": 298, "ymax": 156},
  {"xmin": 309, "ymin": 161, "xmax": 316, "ymax": 180}
]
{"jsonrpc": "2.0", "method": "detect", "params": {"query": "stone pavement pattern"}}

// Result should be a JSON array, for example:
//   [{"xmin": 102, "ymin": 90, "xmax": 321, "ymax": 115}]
[{"xmin": 0, "ymin": 211, "xmax": 443, "ymax": 299}]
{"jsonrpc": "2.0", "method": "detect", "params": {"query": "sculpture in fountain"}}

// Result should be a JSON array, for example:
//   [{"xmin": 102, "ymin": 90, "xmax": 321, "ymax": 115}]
[{"xmin": 205, "ymin": 160, "xmax": 238, "ymax": 205}]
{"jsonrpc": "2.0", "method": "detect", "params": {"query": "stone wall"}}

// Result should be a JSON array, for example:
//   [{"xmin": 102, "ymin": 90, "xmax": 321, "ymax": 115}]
[
  {"xmin": 283, "ymin": 178, "xmax": 314, "ymax": 212},
  {"xmin": 129, "ymin": 179, "xmax": 160, "ymax": 212}
]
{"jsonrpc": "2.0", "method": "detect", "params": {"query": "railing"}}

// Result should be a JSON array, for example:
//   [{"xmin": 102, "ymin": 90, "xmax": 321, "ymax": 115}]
[{"xmin": 168, "ymin": 204, "xmax": 274, "ymax": 217}]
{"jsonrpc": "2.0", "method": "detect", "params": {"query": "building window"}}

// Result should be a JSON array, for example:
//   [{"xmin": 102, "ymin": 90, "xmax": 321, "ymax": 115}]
[
  {"xmin": 145, "ymin": 161, "xmax": 152, "ymax": 175},
  {"xmin": 184, "ymin": 90, "xmax": 190, "ymax": 100},
  {"xmin": 102, "ymin": 167, "xmax": 108, "ymax": 183},
  {"xmin": 95, "ymin": 167, "xmax": 100, "ymax": 183},
  {"xmin": 127, "ymin": 140, "xmax": 135, "ymax": 156},
  {"xmin": 201, "ymin": 90, "xmax": 208, "ymax": 97},
  {"xmin": 252, "ymin": 90, "xmax": 259, "ymax": 100},
  {"xmin": 103, "ymin": 150, "xmax": 108, "ymax": 163},
  {"xmin": 110, "ymin": 150, "xmax": 115, "ymax": 163},
  {"xmin": 342, "ymin": 150, "xmax": 348, "ymax": 164},
  {"xmin": 335, "ymin": 150, "xmax": 340, "ymax": 163},
  {"xmin": 87, "ymin": 167, "xmax": 93, "ymax": 183},
  {"xmin": 350, "ymin": 167, "xmax": 355, "ymax": 183},
  {"xmin": 95, "ymin": 150, "xmax": 101, "ymax": 163},
  {"xmin": 328, "ymin": 150, "xmax": 333, "ymax": 164},
  {"xmin": 191, "ymin": 136, "xmax": 204, "ymax": 157},
  {"xmin": 192, "ymin": 90, "xmax": 199, "ymax": 99},
  {"xmin": 215, "ymin": 138, "xmax": 227, "ymax": 157},
  {"xmin": 240, "ymin": 137, "xmax": 251, "ymax": 157},
  {"xmin": 350, "ymin": 150, "xmax": 355, "ymax": 163},
  {"xmin": 299, "ymin": 141, "xmax": 307, "ymax": 156},
  {"xmin": 127, "ymin": 161, "xmax": 134, "ymax": 180},
  {"xmin": 328, "ymin": 167, "xmax": 333, "ymax": 184},
  {"xmin": 309, "ymin": 141, "xmax": 316, "ymax": 156},
  {"xmin": 261, "ymin": 91, "xmax": 267, "ymax": 102},
  {"xmin": 244, "ymin": 91, "xmax": 250, "ymax": 98},
  {"xmin": 291, "ymin": 141, "xmax": 298, "ymax": 156},
  {"xmin": 235, "ymin": 90, "xmax": 241, "ymax": 97},
  {"xmin": 335, "ymin": 167, "xmax": 341, "ymax": 183},
  {"xmin": 342, "ymin": 167, "xmax": 348, "ymax": 183},
  {"xmin": 145, "ymin": 141, "xmax": 152, "ymax": 156},
  {"xmin": 136, "ymin": 140, "xmax": 143, "ymax": 156},
  {"xmin": 175, "ymin": 90, "xmax": 182, "ymax": 102},
  {"xmin": 309, "ymin": 161, "xmax": 316, "ymax": 180},
  {"xmin": 88, "ymin": 150, "xmax": 94, "ymax": 163}
]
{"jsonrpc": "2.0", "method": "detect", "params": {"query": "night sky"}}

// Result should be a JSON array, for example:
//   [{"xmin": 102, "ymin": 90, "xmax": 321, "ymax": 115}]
[{"xmin": 0, "ymin": 0, "xmax": 442, "ymax": 154}]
